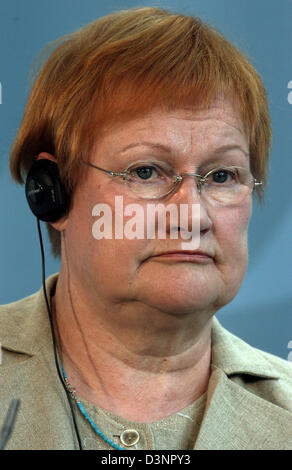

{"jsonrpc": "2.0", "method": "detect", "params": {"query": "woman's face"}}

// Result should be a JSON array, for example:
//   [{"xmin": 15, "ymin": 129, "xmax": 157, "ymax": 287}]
[{"xmin": 57, "ymin": 99, "xmax": 252, "ymax": 323}]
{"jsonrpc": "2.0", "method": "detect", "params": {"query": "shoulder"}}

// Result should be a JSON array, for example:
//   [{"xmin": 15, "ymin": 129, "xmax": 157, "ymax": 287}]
[
  {"xmin": 0, "ymin": 290, "xmax": 39, "ymax": 326},
  {"xmin": 0, "ymin": 273, "xmax": 59, "ymax": 356}
]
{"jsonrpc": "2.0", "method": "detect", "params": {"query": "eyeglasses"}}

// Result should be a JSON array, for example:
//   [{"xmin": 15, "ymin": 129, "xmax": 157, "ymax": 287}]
[{"xmin": 82, "ymin": 159, "xmax": 262, "ymax": 205}]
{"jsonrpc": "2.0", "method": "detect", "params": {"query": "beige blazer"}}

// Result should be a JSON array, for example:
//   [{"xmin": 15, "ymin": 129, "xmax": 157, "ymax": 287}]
[{"xmin": 1, "ymin": 273, "xmax": 292, "ymax": 450}]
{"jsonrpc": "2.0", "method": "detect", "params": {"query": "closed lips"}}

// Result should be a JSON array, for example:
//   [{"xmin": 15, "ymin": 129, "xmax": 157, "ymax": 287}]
[
  {"xmin": 152, "ymin": 250, "xmax": 214, "ymax": 258},
  {"xmin": 155, "ymin": 250, "xmax": 212, "ymax": 257}
]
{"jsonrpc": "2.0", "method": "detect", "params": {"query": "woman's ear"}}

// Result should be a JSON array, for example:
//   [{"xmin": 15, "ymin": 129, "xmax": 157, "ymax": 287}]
[
  {"xmin": 36, "ymin": 153, "xmax": 69, "ymax": 231},
  {"xmin": 36, "ymin": 152, "xmax": 57, "ymax": 163}
]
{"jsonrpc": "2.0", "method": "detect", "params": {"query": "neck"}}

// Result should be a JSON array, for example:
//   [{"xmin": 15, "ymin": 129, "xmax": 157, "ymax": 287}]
[{"xmin": 51, "ymin": 273, "xmax": 213, "ymax": 422}]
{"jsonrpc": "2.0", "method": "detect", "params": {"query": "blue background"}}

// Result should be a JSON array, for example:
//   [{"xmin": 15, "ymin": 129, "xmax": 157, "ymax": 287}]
[{"xmin": 0, "ymin": 0, "xmax": 291, "ymax": 361}]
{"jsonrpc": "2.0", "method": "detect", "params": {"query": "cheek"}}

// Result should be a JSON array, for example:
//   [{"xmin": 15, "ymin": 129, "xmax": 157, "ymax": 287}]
[
  {"xmin": 67, "ymin": 182, "xmax": 150, "ymax": 281},
  {"xmin": 214, "ymin": 199, "xmax": 251, "ymax": 262}
]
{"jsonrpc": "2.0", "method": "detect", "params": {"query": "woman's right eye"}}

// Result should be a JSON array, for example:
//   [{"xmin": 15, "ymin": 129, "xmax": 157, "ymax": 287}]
[
  {"xmin": 128, "ymin": 164, "xmax": 165, "ymax": 182},
  {"xmin": 127, "ymin": 162, "xmax": 172, "ymax": 183}
]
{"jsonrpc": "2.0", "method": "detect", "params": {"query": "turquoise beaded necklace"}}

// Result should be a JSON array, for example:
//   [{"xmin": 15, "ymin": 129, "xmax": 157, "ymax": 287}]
[{"xmin": 61, "ymin": 364, "xmax": 125, "ymax": 450}]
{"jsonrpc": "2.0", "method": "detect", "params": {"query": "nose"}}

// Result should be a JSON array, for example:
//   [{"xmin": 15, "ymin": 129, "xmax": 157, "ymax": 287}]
[
  {"xmin": 176, "ymin": 174, "xmax": 203, "ymax": 199},
  {"xmin": 167, "ymin": 176, "xmax": 213, "ymax": 238}
]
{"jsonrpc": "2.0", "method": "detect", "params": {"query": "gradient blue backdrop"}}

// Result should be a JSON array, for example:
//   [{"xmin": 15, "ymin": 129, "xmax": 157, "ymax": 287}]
[{"xmin": 0, "ymin": 0, "xmax": 291, "ymax": 361}]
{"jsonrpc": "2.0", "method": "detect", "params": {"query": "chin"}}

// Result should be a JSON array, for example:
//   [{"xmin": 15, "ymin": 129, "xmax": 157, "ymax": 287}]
[{"xmin": 135, "ymin": 262, "xmax": 242, "ymax": 317}]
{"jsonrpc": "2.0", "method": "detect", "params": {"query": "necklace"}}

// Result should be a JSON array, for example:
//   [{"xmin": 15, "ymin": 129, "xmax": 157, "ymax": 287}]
[
  {"xmin": 61, "ymin": 364, "xmax": 125, "ymax": 450},
  {"xmin": 50, "ymin": 295, "xmax": 125, "ymax": 450}
]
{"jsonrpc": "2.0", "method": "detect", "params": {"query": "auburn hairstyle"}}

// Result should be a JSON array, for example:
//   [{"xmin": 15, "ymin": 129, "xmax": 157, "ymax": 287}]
[{"xmin": 9, "ymin": 6, "xmax": 272, "ymax": 259}]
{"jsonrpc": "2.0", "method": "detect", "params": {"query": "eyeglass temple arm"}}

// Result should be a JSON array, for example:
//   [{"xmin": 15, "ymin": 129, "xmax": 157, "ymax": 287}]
[{"xmin": 82, "ymin": 160, "xmax": 126, "ymax": 178}]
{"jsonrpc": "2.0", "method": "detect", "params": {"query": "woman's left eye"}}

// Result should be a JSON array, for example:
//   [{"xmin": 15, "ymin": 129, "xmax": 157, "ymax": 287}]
[
  {"xmin": 210, "ymin": 169, "xmax": 236, "ymax": 184},
  {"xmin": 135, "ymin": 166, "xmax": 157, "ymax": 180}
]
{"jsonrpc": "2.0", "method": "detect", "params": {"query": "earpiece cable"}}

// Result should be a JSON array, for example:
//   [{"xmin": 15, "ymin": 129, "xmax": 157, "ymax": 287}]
[{"xmin": 36, "ymin": 218, "xmax": 83, "ymax": 450}]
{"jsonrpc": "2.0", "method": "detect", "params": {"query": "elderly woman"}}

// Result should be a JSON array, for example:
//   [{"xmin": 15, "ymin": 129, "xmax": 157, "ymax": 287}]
[{"xmin": 1, "ymin": 6, "xmax": 292, "ymax": 451}]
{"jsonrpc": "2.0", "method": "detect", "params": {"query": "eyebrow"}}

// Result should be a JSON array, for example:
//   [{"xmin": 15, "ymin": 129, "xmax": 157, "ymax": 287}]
[{"xmin": 120, "ymin": 141, "xmax": 249, "ymax": 158}]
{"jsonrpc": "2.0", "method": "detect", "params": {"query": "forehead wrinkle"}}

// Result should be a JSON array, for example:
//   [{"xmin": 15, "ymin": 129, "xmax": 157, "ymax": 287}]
[
  {"xmin": 116, "ymin": 120, "xmax": 248, "ymax": 165},
  {"xmin": 185, "ymin": 126, "xmax": 247, "ymax": 167},
  {"xmin": 163, "ymin": 112, "xmax": 248, "ymax": 158},
  {"xmin": 94, "ymin": 104, "xmax": 249, "ymax": 168}
]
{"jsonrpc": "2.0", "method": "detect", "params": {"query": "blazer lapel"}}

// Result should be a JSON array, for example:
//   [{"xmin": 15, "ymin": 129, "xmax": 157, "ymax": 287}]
[{"xmin": 194, "ymin": 365, "xmax": 292, "ymax": 450}]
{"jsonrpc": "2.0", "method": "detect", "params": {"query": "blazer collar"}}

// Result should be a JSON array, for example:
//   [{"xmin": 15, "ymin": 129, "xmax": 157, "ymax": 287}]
[
  {"xmin": 211, "ymin": 316, "xmax": 279, "ymax": 379},
  {"xmin": 194, "ymin": 364, "xmax": 292, "ymax": 449}
]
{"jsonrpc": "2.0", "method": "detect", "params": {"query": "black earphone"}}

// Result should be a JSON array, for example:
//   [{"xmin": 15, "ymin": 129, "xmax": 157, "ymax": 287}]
[
  {"xmin": 25, "ymin": 159, "xmax": 68, "ymax": 222},
  {"xmin": 25, "ymin": 158, "xmax": 83, "ymax": 450}
]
